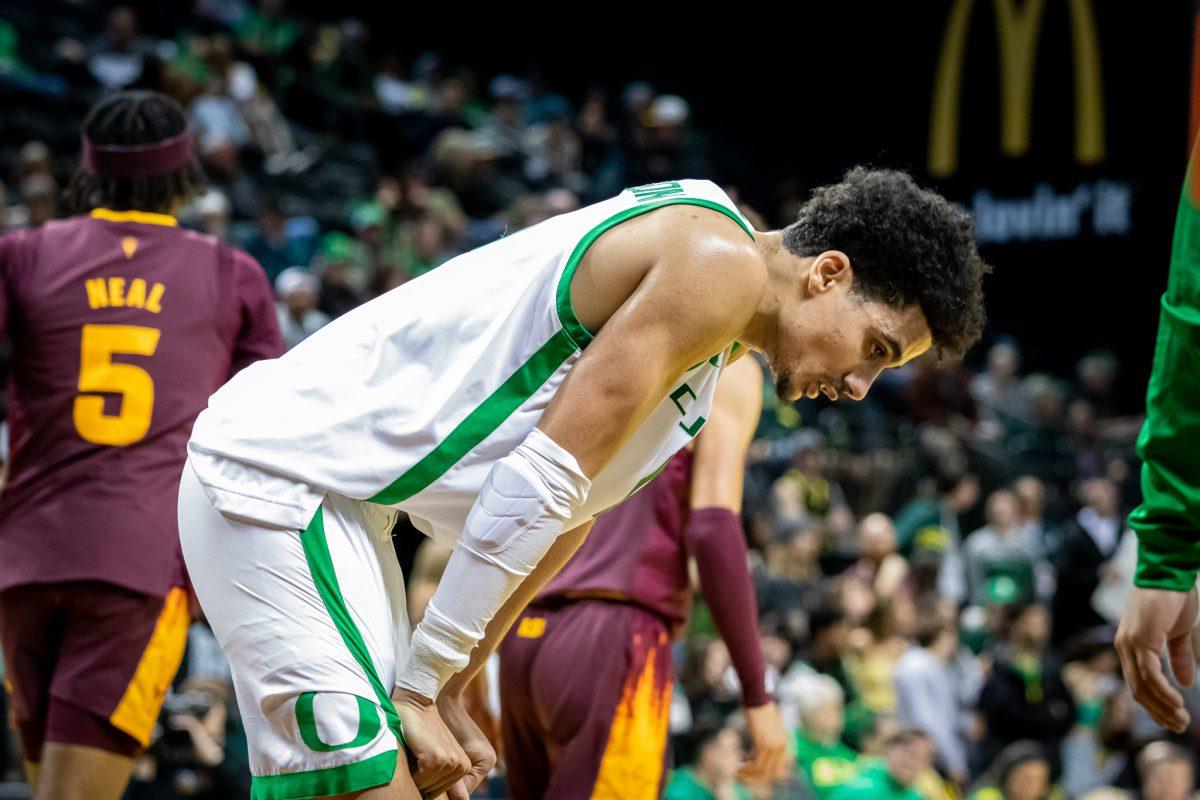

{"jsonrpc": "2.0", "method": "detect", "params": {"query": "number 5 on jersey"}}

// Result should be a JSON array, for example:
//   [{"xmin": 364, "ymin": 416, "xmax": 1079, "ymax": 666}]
[{"xmin": 73, "ymin": 323, "xmax": 161, "ymax": 446}]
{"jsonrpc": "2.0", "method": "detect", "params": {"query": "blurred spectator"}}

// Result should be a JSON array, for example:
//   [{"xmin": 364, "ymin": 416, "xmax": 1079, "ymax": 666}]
[
  {"xmin": 1013, "ymin": 475, "xmax": 1053, "ymax": 551},
  {"xmin": 1075, "ymin": 351, "xmax": 1121, "ymax": 420},
  {"xmin": 681, "ymin": 639, "xmax": 742, "ymax": 729},
  {"xmin": 977, "ymin": 604, "xmax": 1076, "ymax": 775},
  {"xmin": 771, "ymin": 431, "xmax": 853, "ymax": 545},
  {"xmin": 1050, "ymin": 478, "xmax": 1123, "ymax": 643},
  {"xmin": 895, "ymin": 470, "xmax": 979, "ymax": 603},
  {"xmin": 314, "ymin": 232, "xmax": 366, "ymax": 318},
  {"xmin": 235, "ymin": 0, "xmax": 300, "ymax": 58},
  {"xmin": 1008, "ymin": 374, "xmax": 1071, "ymax": 483},
  {"xmin": 789, "ymin": 672, "xmax": 860, "ymax": 798},
  {"xmin": 19, "ymin": 174, "xmax": 57, "ymax": 229},
  {"xmin": 664, "ymin": 723, "xmax": 753, "ymax": 800},
  {"xmin": 971, "ymin": 341, "xmax": 1026, "ymax": 434},
  {"xmin": 627, "ymin": 94, "xmax": 714, "ymax": 186},
  {"xmin": 15, "ymin": 140, "xmax": 53, "ymax": 182},
  {"xmin": 274, "ymin": 267, "xmax": 329, "ymax": 349},
  {"xmin": 894, "ymin": 613, "xmax": 974, "ymax": 783},
  {"xmin": 756, "ymin": 526, "xmax": 823, "ymax": 644},
  {"xmin": 845, "ymin": 513, "xmax": 909, "ymax": 602},
  {"xmin": 1061, "ymin": 688, "xmax": 1138, "ymax": 797},
  {"xmin": 967, "ymin": 740, "xmax": 1056, "ymax": 800},
  {"xmin": 827, "ymin": 727, "xmax": 932, "ymax": 800},
  {"xmin": 243, "ymin": 199, "xmax": 315, "ymax": 285},
  {"xmin": 479, "ymin": 75, "xmax": 529, "ymax": 170},
  {"xmin": 964, "ymin": 489, "xmax": 1047, "ymax": 605},
  {"xmin": 125, "ymin": 678, "xmax": 250, "ymax": 800},
  {"xmin": 844, "ymin": 591, "xmax": 916, "ymax": 715},
  {"xmin": 905, "ymin": 354, "xmax": 978, "ymax": 433},
  {"xmin": 190, "ymin": 188, "xmax": 233, "ymax": 239},
  {"xmin": 66, "ymin": 6, "xmax": 164, "ymax": 90},
  {"xmin": 1136, "ymin": 741, "xmax": 1198, "ymax": 800}
]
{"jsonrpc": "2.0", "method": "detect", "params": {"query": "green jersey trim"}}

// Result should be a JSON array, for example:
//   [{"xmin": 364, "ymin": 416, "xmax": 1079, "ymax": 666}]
[
  {"xmin": 555, "ymin": 196, "xmax": 755, "ymax": 351},
  {"xmin": 299, "ymin": 509, "xmax": 404, "ymax": 745},
  {"xmin": 368, "ymin": 193, "xmax": 752, "ymax": 507},
  {"xmin": 250, "ymin": 750, "xmax": 396, "ymax": 800},
  {"xmin": 368, "ymin": 330, "xmax": 579, "ymax": 505}
]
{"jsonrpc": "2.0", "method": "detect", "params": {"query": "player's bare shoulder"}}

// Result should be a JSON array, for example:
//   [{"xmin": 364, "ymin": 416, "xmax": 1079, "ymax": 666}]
[{"xmin": 572, "ymin": 201, "xmax": 766, "ymax": 338}]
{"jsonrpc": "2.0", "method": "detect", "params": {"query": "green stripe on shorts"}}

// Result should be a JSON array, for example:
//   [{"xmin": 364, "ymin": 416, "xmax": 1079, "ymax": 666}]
[
  {"xmin": 300, "ymin": 508, "xmax": 405, "ymax": 746},
  {"xmin": 250, "ymin": 750, "xmax": 396, "ymax": 800}
]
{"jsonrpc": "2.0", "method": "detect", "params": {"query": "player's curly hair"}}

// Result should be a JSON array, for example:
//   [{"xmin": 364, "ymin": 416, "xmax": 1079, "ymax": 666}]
[
  {"xmin": 782, "ymin": 167, "xmax": 989, "ymax": 357},
  {"xmin": 67, "ymin": 90, "xmax": 205, "ymax": 215}
]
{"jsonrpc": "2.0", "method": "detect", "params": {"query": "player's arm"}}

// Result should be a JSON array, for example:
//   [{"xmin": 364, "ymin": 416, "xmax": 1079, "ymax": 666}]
[
  {"xmin": 1118, "ymin": 148, "xmax": 1200, "ymax": 733},
  {"xmin": 228, "ymin": 249, "xmax": 285, "ymax": 374},
  {"xmin": 397, "ymin": 213, "xmax": 763, "ymax": 699},
  {"xmin": 685, "ymin": 357, "xmax": 790, "ymax": 781}
]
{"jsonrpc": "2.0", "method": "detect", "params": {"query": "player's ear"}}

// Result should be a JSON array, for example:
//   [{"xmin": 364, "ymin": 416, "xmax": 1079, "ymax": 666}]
[{"xmin": 805, "ymin": 250, "xmax": 852, "ymax": 295}]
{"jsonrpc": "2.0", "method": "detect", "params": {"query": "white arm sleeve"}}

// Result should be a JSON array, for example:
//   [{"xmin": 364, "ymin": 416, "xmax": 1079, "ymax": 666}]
[{"xmin": 396, "ymin": 427, "xmax": 590, "ymax": 699}]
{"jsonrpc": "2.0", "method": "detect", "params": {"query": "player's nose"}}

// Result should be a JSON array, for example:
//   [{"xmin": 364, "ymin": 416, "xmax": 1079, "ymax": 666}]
[{"xmin": 842, "ymin": 367, "xmax": 882, "ymax": 401}]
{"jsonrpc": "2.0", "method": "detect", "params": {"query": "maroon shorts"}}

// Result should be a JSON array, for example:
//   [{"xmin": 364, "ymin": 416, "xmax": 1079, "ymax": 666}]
[
  {"xmin": 0, "ymin": 581, "xmax": 189, "ymax": 761},
  {"xmin": 498, "ymin": 599, "xmax": 674, "ymax": 800}
]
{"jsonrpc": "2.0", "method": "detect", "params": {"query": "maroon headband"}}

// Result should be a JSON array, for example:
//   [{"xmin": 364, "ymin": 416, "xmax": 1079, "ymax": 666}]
[{"xmin": 81, "ymin": 130, "xmax": 193, "ymax": 179}]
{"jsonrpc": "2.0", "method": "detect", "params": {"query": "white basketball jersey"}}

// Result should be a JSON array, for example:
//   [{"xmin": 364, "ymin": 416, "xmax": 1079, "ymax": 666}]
[{"xmin": 188, "ymin": 179, "xmax": 755, "ymax": 545}]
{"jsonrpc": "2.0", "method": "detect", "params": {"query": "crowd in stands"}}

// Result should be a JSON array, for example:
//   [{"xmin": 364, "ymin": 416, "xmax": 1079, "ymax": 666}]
[{"xmin": 0, "ymin": 2, "xmax": 1196, "ymax": 799}]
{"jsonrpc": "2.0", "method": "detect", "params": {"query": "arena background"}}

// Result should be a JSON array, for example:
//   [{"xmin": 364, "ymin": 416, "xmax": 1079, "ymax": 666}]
[
  {"xmin": 1, "ymin": 1, "xmax": 1193, "ymax": 399},
  {"xmin": 2, "ymin": 1, "xmax": 1200, "ymax": 799}
]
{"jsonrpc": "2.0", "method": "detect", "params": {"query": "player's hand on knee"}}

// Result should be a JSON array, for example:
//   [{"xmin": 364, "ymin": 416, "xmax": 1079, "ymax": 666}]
[
  {"xmin": 437, "ymin": 692, "xmax": 496, "ymax": 797},
  {"xmin": 393, "ymin": 688, "xmax": 472, "ymax": 796},
  {"xmin": 738, "ymin": 701, "xmax": 792, "ymax": 784}
]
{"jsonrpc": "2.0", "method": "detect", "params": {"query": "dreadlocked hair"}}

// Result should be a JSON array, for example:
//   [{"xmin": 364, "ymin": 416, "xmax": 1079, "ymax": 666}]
[{"xmin": 67, "ymin": 90, "xmax": 205, "ymax": 215}]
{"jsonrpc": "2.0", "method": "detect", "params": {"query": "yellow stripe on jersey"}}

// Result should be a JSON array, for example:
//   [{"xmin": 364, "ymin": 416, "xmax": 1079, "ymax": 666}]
[
  {"xmin": 90, "ymin": 208, "xmax": 178, "ymax": 227},
  {"xmin": 109, "ymin": 587, "xmax": 189, "ymax": 746}
]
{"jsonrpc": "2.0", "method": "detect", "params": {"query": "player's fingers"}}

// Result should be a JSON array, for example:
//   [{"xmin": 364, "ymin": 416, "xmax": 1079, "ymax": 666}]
[
  {"xmin": 1132, "ymin": 646, "xmax": 1189, "ymax": 731},
  {"xmin": 428, "ymin": 752, "xmax": 472, "ymax": 797},
  {"xmin": 413, "ymin": 757, "xmax": 460, "ymax": 796},
  {"xmin": 1117, "ymin": 641, "xmax": 1165, "ymax": 727},
  {"xmin": 462, "ymin": 762, "xmax": 490, "ymax": 793},
  {"xmin": 445, "ymin": 779, "xmax": 470, "ymax": 800},
  {"xmin": 1168, "ymin": 628, "xmax": 1196, "ymax": 688}
]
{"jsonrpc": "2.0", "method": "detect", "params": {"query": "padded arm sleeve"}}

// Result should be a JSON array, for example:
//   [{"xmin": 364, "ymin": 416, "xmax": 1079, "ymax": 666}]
[{"xmin": 396, "ymin": 428, "xmax": 590, "ymax": 699}]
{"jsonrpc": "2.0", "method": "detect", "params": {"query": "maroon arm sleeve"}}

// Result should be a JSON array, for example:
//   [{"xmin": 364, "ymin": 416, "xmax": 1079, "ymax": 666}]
[
  {"xmin": 229, "ymin": 249, "xmax": 285, "ymax": 376},
  {"xmin": 685, "ymin": 506, "xmax": 771, "ymax": 707}
]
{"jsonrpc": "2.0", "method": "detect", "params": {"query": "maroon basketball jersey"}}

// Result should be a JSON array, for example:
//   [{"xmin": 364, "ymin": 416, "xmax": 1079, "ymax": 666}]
[
  {"xmin": 0, "ymin": 209, "xmax": 283, "ymax": 596},
  {"xmin": 539, "ymin": 449, "xmax": 694, "ymax": 627}
]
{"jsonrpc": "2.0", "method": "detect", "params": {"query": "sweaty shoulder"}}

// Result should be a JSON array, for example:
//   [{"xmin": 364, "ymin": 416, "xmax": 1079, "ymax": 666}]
[{"xmin": 572, "ymin": 201, "xmax": 765, "ymax": 338}]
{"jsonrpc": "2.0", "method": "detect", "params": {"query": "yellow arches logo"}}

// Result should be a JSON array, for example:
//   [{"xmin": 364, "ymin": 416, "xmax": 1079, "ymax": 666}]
[{"xmin": 928, "ymin": 0, "xmax": 1105, "ymax": 178}]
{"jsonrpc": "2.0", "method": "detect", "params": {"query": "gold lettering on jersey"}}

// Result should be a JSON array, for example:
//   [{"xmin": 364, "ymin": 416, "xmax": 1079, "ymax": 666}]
[
  {"xmin": 85, "ymin": 278, "xmax": 109, "ymax": 309},
  {"xmin": 145, "ymin": 283, "xmax": 165, "ymax": 314},
  {"xmin": 108, "ymin": 277, "xmax": 126, "ymax": 307},
  {"xmin": 125, "ymin": 278, "xmax": 147, "ymax": 309},
  {"xmin": 83, "ymin": 278, "xmax": 164, "ymax": 313}
]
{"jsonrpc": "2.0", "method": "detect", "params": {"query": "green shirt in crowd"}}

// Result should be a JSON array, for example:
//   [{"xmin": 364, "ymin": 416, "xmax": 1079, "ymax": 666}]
[
  {"xmin": 826, "ymin": 763, "xmax": 923, "ymax": 800},
  {"xmin": 1129, "ymin": 143, "xmax": 1200, "ymax": 591},
  {"xmin": 793, "ymin": 732, "xmax": 860, "ymax": 797},
  {"xmin": 663, "ymin": 768, "xmax": 752, "ymax": 800}
]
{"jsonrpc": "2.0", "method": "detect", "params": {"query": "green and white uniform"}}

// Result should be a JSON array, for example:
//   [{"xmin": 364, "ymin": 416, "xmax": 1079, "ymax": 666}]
[{"xmin": 179, "ymin": 179, "xmax": 755, "ymax": 798}]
